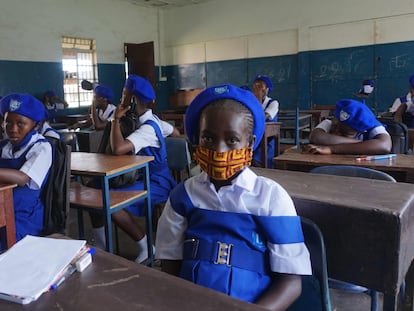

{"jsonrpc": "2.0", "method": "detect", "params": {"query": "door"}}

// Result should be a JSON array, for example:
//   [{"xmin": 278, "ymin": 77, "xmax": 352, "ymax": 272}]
[{"xmin": 124, "ymin": 42, "xmax": 155, "ymax": 108}]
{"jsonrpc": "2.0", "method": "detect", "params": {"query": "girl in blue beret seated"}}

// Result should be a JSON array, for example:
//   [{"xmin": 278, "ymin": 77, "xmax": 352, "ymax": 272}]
[
  {"xmin": 304, "ymin": 99, "xmax": 392, "ymax": 155},
  {"xmin": 155, "ymin": 84, "xmax": 311, "ymax": 310},
  {"xmin": 0, "ymin": 93, "xmax": 52, "ymax": 250},
  {"xmin": 90, "ymin": 75, "xmax": 176, "ymax": 264}
]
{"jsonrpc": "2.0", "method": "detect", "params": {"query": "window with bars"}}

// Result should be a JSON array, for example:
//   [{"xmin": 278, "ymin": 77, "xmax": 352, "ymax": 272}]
[{"xmin": 62, "ymin": 36, "xmax": 97, "ymax": 108}]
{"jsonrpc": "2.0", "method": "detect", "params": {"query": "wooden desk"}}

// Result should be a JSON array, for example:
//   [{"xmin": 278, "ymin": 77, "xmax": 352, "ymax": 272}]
[
  {"xmin": 260, "ymin": 122, "xmax": 281, "ymax": 168},
  {"xmin": 273, "ymin": 152, "xmax": 414, "ymax": 183},
  {"xmin": 70, "ymin": 153, "xmax": 154, "ymax": 261},
  {"xmin": 0, "ymin": 184, "xmax": 17, "ymax": 249},
  {"xmin": 0, "ymin": 245, "xmax": 261, "ymax": 311},
  {"xmin": 159, "ymin": 113, "xmax": 186, "ymax": 135},
  {"xmin": 251, "ymin": 167, "xmax": 414, "ymax": 311}
]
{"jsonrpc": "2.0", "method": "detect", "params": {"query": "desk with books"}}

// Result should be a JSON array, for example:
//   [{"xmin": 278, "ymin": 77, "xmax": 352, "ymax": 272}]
[
  {"xmin": 252, "ymin": 167, "xmax": 414, "ymax": 311},
  {"xmin": 0, "ymin": 243, "xmax": 262, "ymax": 311}
]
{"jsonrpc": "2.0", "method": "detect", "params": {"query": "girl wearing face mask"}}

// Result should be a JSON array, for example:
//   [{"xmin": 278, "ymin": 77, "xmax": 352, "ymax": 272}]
[
  {"xmin": 355, "ymin": 79, "xmax": 375, "ymax": 106},
  {"xmin": 155, "ymin": 84, "xmax": 311, "ymax": 311}
]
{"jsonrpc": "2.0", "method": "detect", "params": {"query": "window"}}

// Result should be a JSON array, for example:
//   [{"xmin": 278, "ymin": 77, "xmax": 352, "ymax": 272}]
[{"xmin": 62, "ymin": 36, "xmax": 97, "ymax": 108}]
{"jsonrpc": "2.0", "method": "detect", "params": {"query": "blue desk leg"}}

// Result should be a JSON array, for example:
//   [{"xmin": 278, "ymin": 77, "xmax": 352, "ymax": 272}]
[
  {"xmin": 144, "ymin": 164, "xmax": 154, "ymax": 267},
  {"xmin": 102, "ymin": 177, "xmax": 113, "ymax": 253}
]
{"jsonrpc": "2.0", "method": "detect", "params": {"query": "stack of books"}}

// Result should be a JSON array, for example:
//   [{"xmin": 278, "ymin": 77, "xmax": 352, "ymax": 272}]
[{"xmin": 0, "ymin": 235, "xmax": 89, "ymax": 304}]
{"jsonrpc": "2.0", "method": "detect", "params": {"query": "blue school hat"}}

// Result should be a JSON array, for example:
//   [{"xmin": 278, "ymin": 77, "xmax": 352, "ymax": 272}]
[
  {"xmin": 94, "ymin": 85, "xmax": 114, "ymax": 101},
  {"xmin": 124, "ymin": 75, "xmax": 155, "ymax": 104},
  {"xmin": 185, "ymin": 84, "xmax": 265, "ymax": 150},
  {"xmin": 409, "ymin": 74, "xmax": 414, "ymax": 88},
  {"xmin": 44, "ymin": 90, "xmax": 56, "ymax": 98},
  {"xmin": 254, "ymin": 75, "xmax": 273, "ymax": 93},
  {"xmin": 334, "ymin": 99, "xmax": 381, "ymax": 132},
  {"xmin": 0, "ymin": 93, "xmax": 47, "ymax": 122},
  {"xmin": 362, "ymin": 80, "xmax": 374, "ymax": 87}
]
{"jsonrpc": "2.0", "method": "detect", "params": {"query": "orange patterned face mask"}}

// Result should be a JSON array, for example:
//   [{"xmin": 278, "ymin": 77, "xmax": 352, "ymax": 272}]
[{"xmin": 194, "ymin": 146, "xmax": 253, "ymax": 180}]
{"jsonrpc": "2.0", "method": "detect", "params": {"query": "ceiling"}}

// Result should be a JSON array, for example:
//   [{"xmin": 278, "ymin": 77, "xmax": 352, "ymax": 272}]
[{"xmin": 127, "ymin": 0, "xmax": 215, "ymax": 8}]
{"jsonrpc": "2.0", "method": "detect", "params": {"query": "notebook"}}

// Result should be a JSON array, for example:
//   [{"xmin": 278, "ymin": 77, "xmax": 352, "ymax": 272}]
[{"xmin": 0, "ymin": 235, "xmax": 86, "ymax": 304}]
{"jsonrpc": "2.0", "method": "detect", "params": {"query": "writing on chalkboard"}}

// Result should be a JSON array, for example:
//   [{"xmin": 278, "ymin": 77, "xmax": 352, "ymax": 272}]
[{"xmin": 388, "ymin": 54, "xmax": 411, "ymax": 71}]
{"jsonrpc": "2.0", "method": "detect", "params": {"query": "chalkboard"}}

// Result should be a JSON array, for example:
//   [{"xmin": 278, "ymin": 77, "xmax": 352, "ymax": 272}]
[
  {"xmin": 205, "ymin": 59, "xmax": 248, "ymax": 87},
  {"xmin": 169, "ymin": 63, "xmax": 206, "ymax": 90}
]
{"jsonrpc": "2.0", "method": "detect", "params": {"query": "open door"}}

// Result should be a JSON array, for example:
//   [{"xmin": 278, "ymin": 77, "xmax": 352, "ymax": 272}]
[{"xmin": 124, "ymin": 42, "xmax": 155, "ymax": 109}]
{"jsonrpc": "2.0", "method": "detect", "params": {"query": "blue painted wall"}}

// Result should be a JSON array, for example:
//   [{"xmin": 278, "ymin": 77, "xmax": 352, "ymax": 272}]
[{"xmin": 2, "ymin": 40, "xmax": 414, "ymax": 115}]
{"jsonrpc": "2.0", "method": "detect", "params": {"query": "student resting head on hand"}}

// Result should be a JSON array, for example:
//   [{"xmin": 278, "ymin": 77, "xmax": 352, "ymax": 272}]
[{"xmin": 305, "ymin": 99, "xmax": 392, "ymax": 155}]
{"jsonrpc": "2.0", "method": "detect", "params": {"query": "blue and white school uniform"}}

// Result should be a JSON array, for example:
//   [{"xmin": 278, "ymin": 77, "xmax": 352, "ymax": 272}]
[
  {"xmin": 155, "ymin": 168, "xmax": 311, "ymax": 303},
  {"xmin": 119, "ymin": 109, "xmax": 176, "ymax": 216},
  {"xmin": 97, "ymin": 103, "xmax": 116, "ymax": 122},
  {"xmin": 253, "ymin": 96, "xmax": 279, "ymax": 168},
  {"xmin": 315, "ymin": 119, "xmax": 389, "ymax": 140},
  {"xmin": 0, "ymin": 133, "xmax": 52, "ymax": 246}
]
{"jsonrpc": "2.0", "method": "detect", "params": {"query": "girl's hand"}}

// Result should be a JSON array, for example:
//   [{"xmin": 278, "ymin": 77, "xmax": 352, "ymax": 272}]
[{"xmin": 302, "ymin": 144, "xmax": 332, "ymax": 155}]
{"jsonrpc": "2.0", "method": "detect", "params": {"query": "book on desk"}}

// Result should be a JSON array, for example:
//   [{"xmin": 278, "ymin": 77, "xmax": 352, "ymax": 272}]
[{"xmin": 0, "ymin": 235, "xmax": 90, "ymax": 304}]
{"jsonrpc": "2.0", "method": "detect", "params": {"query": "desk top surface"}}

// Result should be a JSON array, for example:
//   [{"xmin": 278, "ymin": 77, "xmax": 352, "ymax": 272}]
[
  {"xmin": 71, "ymin": 152, "xmax": 154, "ymax": 176},
  {"xmin": 252, "ymin": 167, "xmax": 414, "ymax": 214},
  {"xmin": 0, "ymin": 245, "xmax": 261, "ymax": 311},
  {"xmin": 274, "ymin": 152, "xmax": 414, "ymax": 171}
]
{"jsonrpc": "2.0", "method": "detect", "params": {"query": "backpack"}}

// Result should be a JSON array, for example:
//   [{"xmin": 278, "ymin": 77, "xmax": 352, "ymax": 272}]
[
  {"xmin": 97, "ymin": 111, "xmax": 141, "ymax": 188},
  {"xmin": 40, "ymin": 137, "xmax": 71, "ymax": 235},
  {"xmin": 377, "ymin": 117, "xmax": 409, "ymax": 154}
]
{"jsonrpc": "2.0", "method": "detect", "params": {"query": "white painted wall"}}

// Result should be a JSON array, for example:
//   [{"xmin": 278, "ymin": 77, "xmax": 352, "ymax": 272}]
[
  {"xmin": 0, "ymin": 0, "xmax": 158, "ymax": 64},
  {"xmin": 162, "ymin": 0, "xmax": 414, "ymax": 65}
]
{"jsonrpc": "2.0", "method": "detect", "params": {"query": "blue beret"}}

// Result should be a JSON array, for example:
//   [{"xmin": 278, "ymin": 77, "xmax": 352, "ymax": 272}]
[
  {"xmin": 362, "ymin": 79, "xmax": 374, "ymax": 87},
  {"xmin": 94, "ymin": 85, "xmax": 114, "ymax": 101},
  {"xmin": 124, "ymin": 75, "xmax": 155, "ymax": 103},
  {"xmin": 409, "ymin": 74, "xmax": 414, "ymax": 88},
  {"xmin": 0, "ymin": 93, "xmax": 47, "ymax": 122},
  {"xmin": 44, "ymin": 90, "xmax": 55, "ymax": 97},
  {"xmin": 334, "ymin": 99, "xmax": 381, "ymax": 132},
  {"xmin": 254, "ymin": 75, "xmax": 273, "ymax": 93},
  {"xmin": 185, "ymin": 84, "xmax": 265, "ymax": 150}
]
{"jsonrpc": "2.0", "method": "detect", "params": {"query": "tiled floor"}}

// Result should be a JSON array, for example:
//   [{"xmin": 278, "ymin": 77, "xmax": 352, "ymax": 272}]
[{"xmin": 66, "ymin": 209, "xmax": 383, "ymax": 311}]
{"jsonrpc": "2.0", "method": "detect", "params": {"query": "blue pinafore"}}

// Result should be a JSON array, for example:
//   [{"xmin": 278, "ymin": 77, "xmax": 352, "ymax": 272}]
[
  {"xmin": 0, "ymin": 136, "xmax": 49, "ymax": 248},
  {"xmin": 253, "ymin": 98, "xmax": 278, "ymax": 168},
  {"xmin": 169, "ymin": 181, "xmax": 305, "ymax": 303},
  {"xmin": 119, "ymin": 120, "xmax": 176, "ymax": 216}
]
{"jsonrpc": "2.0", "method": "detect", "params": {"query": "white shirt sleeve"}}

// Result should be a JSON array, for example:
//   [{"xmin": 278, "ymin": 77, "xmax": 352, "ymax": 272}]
[
  {"xmin": 160, "ymin": 120, "xmax": 174, "ymax": 137},
  {"xmin": 264, "ymin": 98, "xmax": 279, "ymax": 119},
  {"xmin": 315, "ymin": 119, "xmax": 332, "ymax": 132},
  {"xmin": 20, "ymin": 141, "xmax": 53, "ymax": 189}
]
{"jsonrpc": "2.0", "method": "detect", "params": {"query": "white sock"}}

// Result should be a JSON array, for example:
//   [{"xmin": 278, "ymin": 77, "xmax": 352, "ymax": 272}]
[
  {"xmin": 135, "ymin": 235, "xmax": 156, "ymax": 264},
  {"xmin": 92, "ymin": 226, "xmax": 106, "ymax": 250}
]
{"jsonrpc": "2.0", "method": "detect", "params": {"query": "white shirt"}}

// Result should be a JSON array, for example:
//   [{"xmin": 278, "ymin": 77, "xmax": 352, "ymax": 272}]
[
  {"xmin": 126, "ymin": 109, "xmax": 173, "ymax": 154},
  {"xmin": 155, "ymin": 167, "xmax": 312, "ymax": 275},
  {"xmin": 97, "ymin": 104, "xmax": 116, "ymax": 121},
  {"xmin": 315, "ymin": 119, "xmax": 389, "ymax": 139},
  {"xmin": 1, "ymin": 133, "xmax": 52, "ymax": 190},
  {"xmin": 262, "ymin": 96, "xmax": 279, "ymax": 120}
]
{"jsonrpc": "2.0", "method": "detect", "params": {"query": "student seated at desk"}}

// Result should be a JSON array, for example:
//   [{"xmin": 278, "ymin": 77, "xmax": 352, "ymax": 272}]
[
  {"xmin": 0, "ymin": 93, "xmax": 52, "ymax": 250},
  {"xmin": 155, "ymin": 84, "xmax": 311, "ymax": 310},
  {"xmin": 69, "ymin": 85, "xmax": 116, "ymax": 130},
  {"xmin": 90, "ymin": 75, "xmax": 176, "ymax": 264},
  {"xmin": 355, "ymin": 79, "xmax": 374, "ymax": 105},
  {"xmin": 392, "ymin": 74, "xmax": 414, "ymax": 128},
  {"xmin": 252, "ymin": 75, "xmax": 279, "ymax": 168},
  {"xmin": 304, "ymin": 99, "xmax": 391, "ymax": 155}
]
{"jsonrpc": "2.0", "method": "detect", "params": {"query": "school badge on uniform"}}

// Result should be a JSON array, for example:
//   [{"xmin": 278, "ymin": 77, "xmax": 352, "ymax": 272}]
[{"xmin": 9, "ymin": 99, "xmax": 21, "ymax": 112}]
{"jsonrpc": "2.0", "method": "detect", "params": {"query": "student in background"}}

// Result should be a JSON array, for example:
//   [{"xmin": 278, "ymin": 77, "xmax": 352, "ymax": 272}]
[
  {"xmin": 392, "ymin": 74, "xmax": 414, "ymax": 127},
  {"xmin": 155, "ymin": 84, "xmax": 311, "ymax": 310},
  {"xmin": 42, "ymin": 90, "xmax": 68, "ymax": 123},
  {"xmin": 304, "ymin": 99, "xmax": 391, "ymax": 155},
  {"xmin": 0, "ymin": 93, "xmax": 52, "ymax": 249},
  {"xmin": 252, "ymin": 75, "xmax": 279, "ymax": 168},
  {"xmin": 90, "ymin": 75, "xmax": 176, "ymax": 264},
  {"xmin": 69, "ymin": 85, "xmax": 116, "ymax": 130},
  {"xmin": 355, "ymin": 79, "xmax": 375, "ymax": 104}
]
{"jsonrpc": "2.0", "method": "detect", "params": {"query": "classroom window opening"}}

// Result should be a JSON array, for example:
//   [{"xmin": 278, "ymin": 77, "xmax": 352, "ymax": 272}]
[{"xmin": 62, "ymin": 36, "xmax": 98, "ymax": 108}]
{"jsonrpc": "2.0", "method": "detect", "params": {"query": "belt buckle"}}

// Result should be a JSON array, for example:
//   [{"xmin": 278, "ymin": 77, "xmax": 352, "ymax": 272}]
[{"xmin": 214, "ymin": 241, "xmax": 233, "ymax": 266}]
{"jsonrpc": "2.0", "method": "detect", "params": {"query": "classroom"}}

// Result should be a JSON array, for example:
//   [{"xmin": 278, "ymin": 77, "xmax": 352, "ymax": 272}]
[{"xmin": 1, "ymin": 0, "xmax": 414, "ymax": 310}]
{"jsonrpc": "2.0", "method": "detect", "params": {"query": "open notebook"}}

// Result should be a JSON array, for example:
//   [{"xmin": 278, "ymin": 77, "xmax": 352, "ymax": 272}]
[{"xmin": 0, "ymin": 235, "xmax": 86, "ymax": 304}]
